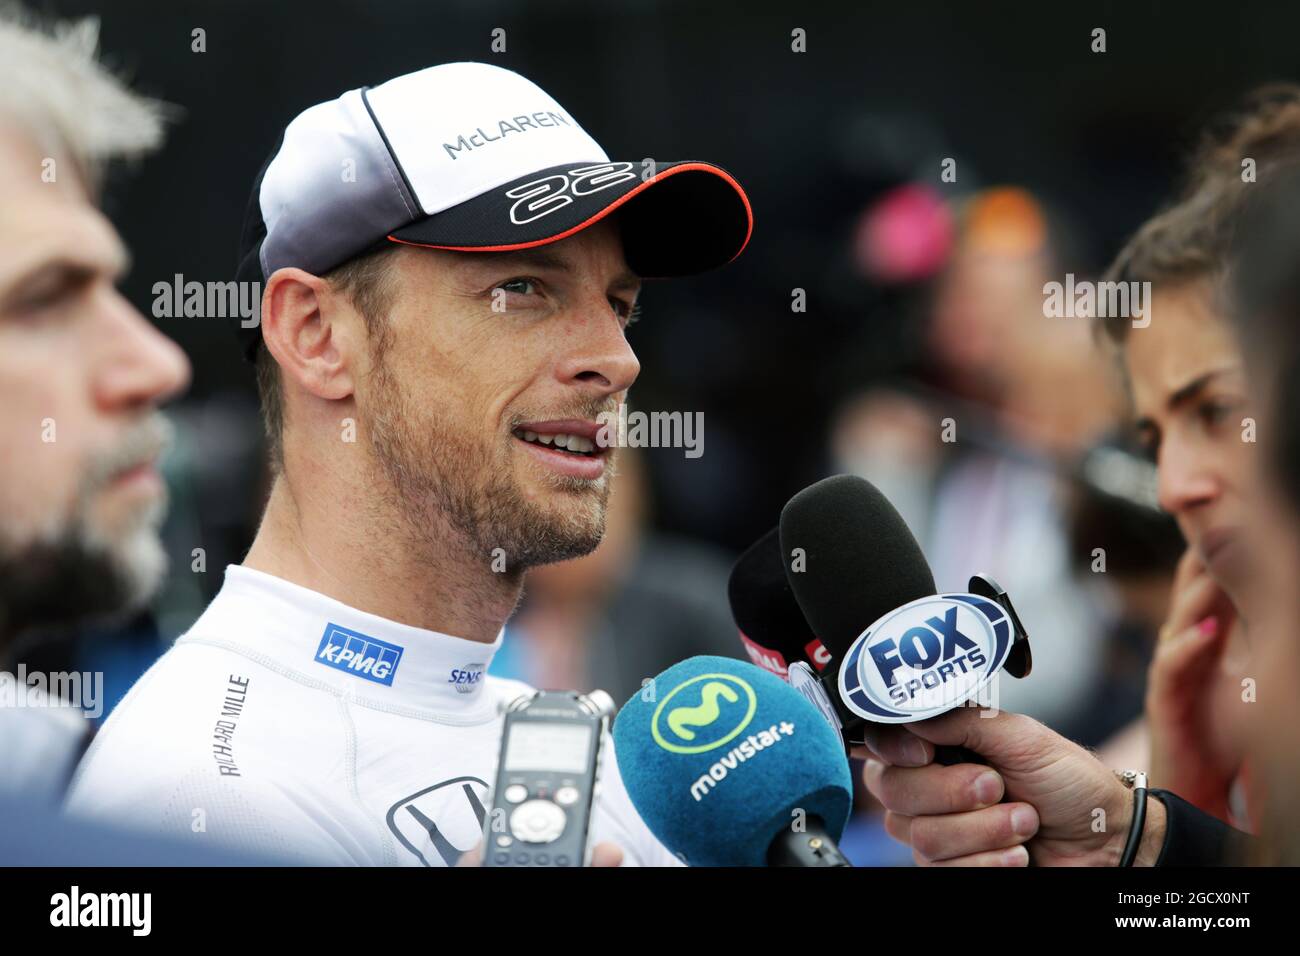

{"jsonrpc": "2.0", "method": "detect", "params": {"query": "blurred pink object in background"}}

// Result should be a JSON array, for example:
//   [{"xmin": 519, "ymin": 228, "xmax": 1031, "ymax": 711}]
[{"xmin": 854, "ymin": 182, "xmax": 954, "ymax": 282}]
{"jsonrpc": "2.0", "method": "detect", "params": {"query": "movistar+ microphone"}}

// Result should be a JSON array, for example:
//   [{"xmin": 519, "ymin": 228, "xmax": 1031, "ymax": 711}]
[{"xmin": 614, "ymin": 655, "xmax": 853, "ymax": 866}]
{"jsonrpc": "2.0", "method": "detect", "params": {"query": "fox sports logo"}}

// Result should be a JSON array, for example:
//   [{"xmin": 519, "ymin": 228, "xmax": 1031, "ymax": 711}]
[{"xmin": 837, "ymin": 593, "xmax": 1013, "ymax": 723}]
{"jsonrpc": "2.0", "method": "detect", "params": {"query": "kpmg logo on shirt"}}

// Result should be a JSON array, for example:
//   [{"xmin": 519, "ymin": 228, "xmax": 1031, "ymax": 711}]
[{"xmin": 315, "ymin": 623, "xmax": 403, "ymax": 686}]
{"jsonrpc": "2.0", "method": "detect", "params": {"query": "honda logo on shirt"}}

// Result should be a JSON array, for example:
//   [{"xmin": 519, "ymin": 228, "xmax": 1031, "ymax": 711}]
[
  {"xmin": 314, "ymin": 623, "xmax": 403, "ymax": 686},
  {"xmin": 387, "ymin": 776, "xmax": 489, "ymax": 866}
]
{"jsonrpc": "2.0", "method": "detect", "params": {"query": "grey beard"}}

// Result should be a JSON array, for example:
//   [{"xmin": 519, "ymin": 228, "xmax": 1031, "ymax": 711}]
[
  {"xmin": 0, "ymin": 513, "xmax": 165, "ymax": 644},
  {"xmin": 0, "ymin": 416, "xmax": 171, "ymax": 645}
]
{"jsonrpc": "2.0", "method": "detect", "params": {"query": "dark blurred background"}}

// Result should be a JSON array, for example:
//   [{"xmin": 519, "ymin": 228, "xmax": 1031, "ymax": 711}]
[
  {"xmin": 12, "ymin": 0, "xmax": 1281, "ymax": 861},
  {"xmin": 33, "ymin": 0, "xmax": 1282, "ymax": 549}
]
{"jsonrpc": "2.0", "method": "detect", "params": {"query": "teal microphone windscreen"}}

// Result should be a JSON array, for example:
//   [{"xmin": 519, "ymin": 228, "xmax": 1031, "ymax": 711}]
[{"xmin": 613, "ymin": 655, "xmax": 852, "ymax": 866}]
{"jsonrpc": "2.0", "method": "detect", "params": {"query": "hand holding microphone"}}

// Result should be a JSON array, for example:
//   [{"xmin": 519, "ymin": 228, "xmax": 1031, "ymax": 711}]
[
  {"xmin": 723, "ymin": 474, "xmax": 1187, "ymax": 867},
  {"xmin": 768, "ymin": 475, "xmax": 1166, "ymax": 866},
  {"xmin": 857, "ymin": 706, "xmax": 1168, "ymax": 867}
]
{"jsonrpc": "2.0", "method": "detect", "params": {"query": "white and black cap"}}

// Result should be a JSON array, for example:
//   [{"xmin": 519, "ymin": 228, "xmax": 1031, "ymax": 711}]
[{"xmin": 235, "ymin": 61, "xmax": 753, "ymax": 359}]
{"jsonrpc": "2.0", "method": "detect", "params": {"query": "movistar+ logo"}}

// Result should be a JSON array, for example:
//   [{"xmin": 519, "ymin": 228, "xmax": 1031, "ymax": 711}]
[{"xmin": 651, "ymin": 673, "xmax": 757, "ymax": 754}]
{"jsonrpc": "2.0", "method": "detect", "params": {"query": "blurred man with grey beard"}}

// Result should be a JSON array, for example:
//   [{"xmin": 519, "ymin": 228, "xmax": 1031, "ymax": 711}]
[{"xmin": 0, "ymin": 7, "xmax": 190, "ymax": 800}]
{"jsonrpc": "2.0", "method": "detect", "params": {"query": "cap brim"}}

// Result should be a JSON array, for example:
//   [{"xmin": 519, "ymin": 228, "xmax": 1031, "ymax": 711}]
[{"xmin": 387, "ymin": 160, "xmax": 752, "ymax": 277}]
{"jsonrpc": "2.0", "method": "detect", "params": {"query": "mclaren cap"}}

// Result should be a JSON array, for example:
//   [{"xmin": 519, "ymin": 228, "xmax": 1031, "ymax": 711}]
[{"xmin": 234, "ymin": 61, "xmax": 753, "ymax": 359}]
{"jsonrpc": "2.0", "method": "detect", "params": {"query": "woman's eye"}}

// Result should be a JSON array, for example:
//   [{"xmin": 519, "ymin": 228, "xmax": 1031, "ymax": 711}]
[{"xmin": 1202, "ymin": 399, "xmax": 1239, "ymax": 428}]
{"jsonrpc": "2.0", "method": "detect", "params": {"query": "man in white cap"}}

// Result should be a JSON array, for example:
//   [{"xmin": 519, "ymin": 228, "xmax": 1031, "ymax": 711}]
[{"xmin": 69, "ymin": 61, "xmax": 751, "ymax": 865}]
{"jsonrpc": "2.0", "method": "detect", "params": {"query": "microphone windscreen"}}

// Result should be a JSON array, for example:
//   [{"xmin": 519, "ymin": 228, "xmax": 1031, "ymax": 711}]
[
  {"xmin": 728, "ymin": 527, "xmax": 825, "ymax": 677},
  {"xmin": 779, "ymin": 474, "xmax": 936, "ymax": 657},
  {"xmin": 613, "ymin": 655, "xmax": 852, "ymax": 867}
]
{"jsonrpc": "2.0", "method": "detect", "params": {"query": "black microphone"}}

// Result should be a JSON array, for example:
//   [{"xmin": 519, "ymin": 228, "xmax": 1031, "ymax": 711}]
[
  {"xmin": 728, "ymin": 527, "xmax": 832, "ymax": 679},
  {"xmin": 777, "ymin": 474, "xmax": 1031, "ymax": 763}
]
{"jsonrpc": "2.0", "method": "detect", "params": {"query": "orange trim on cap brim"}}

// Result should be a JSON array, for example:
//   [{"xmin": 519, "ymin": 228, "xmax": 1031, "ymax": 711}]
[{"xmin": 385, "ymin": 161, "xmax": 754, "ymax": 270}]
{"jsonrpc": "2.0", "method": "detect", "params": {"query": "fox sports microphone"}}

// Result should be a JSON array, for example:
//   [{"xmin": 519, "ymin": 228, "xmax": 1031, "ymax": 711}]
[
  {"xmin": 778, "ymin": 475, "xmax": 1031, "ymax": 750},
  {"xmin": 614, "ymin": 656, "xmax": 852, "ymax": 866},
  {"xmin": 728, "ymin": 527, "xmax": 832, "ymax": 679}
]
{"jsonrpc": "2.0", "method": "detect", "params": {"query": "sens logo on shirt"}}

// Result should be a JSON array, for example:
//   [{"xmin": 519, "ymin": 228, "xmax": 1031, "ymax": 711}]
[
  {"xmin": 315, "ymin": 623, "xmax": 403, "ymax": 686},
  {"xmin": 448, "ymin": 664, "xmax": 484, "ymax": 694}
]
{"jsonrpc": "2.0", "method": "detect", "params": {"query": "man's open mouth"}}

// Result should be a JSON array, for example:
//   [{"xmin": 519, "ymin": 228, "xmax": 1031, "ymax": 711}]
[{"xmin": 511, "ymin": 420, "xmax": 606, "ymax": 459}]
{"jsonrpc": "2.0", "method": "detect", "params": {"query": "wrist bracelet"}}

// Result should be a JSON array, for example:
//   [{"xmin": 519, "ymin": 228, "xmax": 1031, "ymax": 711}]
[{"xmin": 1118, "ymin": 771, "xmax": 1148, "ymax": 867}]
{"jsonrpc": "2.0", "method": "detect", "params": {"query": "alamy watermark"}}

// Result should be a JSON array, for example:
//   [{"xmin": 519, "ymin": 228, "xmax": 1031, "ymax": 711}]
[
  {"xmin": 0, "ymin": 664, "xmax": 103, "ymax": 719},
  {"xmin": 596, "ymin": 404, "xmax": 704, "ymax": 459},
  {"xmin": 1043, "ymin": 273, "xmax": 1151, "ymax": 328},
  {"xmin": 153, "ymin": 274, "xmax": 260, "ymax": 327}
]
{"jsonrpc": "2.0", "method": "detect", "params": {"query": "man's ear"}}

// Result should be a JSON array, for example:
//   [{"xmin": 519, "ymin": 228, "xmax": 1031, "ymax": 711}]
[{"xmin": 260, "ymin": 267, "xmax": 357, "ymax": 402}]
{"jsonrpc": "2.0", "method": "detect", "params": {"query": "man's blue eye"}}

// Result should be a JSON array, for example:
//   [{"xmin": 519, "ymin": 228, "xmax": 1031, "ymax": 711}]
[{"xmin": 499, "ymin": 278, "xmax": 536, "ymax": 295}]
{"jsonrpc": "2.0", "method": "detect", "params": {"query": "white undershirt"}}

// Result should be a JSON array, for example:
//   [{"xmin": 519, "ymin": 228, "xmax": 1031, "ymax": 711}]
[{"xmin": 67, "ymin": 565, "xmax": 678, "ymax": 866}]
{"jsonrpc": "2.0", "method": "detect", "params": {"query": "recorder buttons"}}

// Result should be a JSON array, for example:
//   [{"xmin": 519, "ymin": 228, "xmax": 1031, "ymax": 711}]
[
  {"xmin": 510, "ymin": 799, "xmax": 567, "ymax": 843},
  {"xmin": 555, "ymin": 785, "xmax": 580, "ymax": 806},
  {"xmin": 503, "ymin": 784, "xmax": 528, "ymax": 804}
]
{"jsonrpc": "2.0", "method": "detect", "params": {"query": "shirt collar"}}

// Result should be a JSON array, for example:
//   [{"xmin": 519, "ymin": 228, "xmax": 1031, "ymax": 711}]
[{"xmin": 191, "ymin": 565, "xmax": 504, "ymax": 713}]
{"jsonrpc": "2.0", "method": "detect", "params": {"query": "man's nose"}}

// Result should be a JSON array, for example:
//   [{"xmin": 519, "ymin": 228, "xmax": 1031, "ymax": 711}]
[
  {"xmin": 553, "ymin": 307, "xmax": 641, "ymax": 398},
  {"xmin": 92, "ymin": 289, "xmax": 191, "ymax": 412}
]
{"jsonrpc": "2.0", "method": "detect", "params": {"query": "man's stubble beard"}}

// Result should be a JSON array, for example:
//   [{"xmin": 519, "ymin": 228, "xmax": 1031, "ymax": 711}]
[
  {"xmin": 364, "ymin": 355, "xmax": 614, "ymax": 572},
  {"xmin": 0, "ymin": 416, "xmax": 171, "ymax": 646}
]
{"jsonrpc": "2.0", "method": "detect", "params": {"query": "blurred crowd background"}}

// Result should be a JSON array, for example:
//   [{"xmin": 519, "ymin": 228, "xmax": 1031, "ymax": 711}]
[{"xmin": 10, "ymin": 0, "xmax": 1292, "ymax": 863}]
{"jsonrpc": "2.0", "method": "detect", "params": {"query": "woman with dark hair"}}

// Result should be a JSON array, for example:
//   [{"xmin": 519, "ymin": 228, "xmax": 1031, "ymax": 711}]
[
  {"xmin": 858, "ymin": 87, "xmax": 1300, "ymax": 867},
  {"xmin": 1095, "ymin": 182, "xmax": 1253, "ymax": 825},
  {"xmin": 1090, "ymin": 89, "xmax": 1300, "ymax": 828}
]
